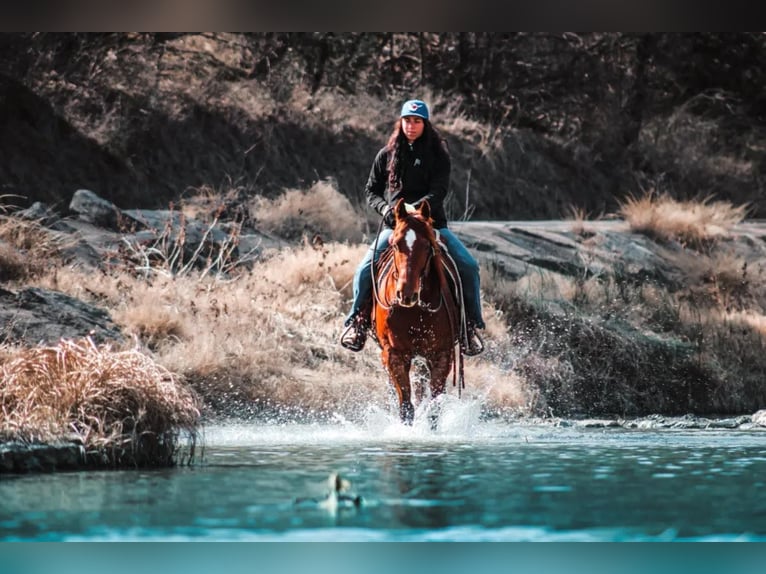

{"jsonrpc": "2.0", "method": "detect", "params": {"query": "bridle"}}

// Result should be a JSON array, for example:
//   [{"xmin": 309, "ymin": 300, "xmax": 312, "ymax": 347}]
[{"xmin": 371, "ymin": 217, "xmax": 442, "ymax": 312}]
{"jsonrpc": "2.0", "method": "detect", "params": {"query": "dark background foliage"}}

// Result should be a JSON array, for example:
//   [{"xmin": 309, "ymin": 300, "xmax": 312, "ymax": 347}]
[{"xmin": 1, "ymin": 32, "xmax": 764, "ymax": 220}]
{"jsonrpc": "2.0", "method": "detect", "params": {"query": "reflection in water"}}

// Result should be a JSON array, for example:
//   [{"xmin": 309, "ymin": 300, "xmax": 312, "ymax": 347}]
[
  {"xmin": 378, "ymin": 447, "xmax": 455, "ymax": 528},
  {"xmin": 2, "ymin": 400, "xmax": 766, "ymax": 541}
]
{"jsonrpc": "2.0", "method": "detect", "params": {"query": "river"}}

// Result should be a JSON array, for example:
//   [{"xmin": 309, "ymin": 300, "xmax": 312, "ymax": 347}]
[{"xmin": 1, "ymin": 396, "xmax": 765, "ymax": 542}]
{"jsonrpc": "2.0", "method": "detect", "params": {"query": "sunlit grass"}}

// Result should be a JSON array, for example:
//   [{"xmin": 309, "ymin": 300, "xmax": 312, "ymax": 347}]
[
  {"xmin": 0, "ymin": 337, "xmax": 200, "ymax": 467},
  {"xmin": 618, "ymin": 189, "xmax": 747, "ymax": 247},
  {"xmin": 250, "ymin": 179, "xmax": 364, "ymax": 243}
]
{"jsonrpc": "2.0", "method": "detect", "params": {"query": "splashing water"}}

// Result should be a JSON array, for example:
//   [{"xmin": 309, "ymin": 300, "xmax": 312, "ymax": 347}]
[{"xmin": 203, "ymin": 394, "xmax": 508, "ymax": 448}]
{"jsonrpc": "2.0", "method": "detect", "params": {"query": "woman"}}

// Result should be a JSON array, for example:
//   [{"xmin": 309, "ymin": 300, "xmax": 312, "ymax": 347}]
[{"xmin": 340, "ymin": 99, "xmax": 485, "ymax": 356}]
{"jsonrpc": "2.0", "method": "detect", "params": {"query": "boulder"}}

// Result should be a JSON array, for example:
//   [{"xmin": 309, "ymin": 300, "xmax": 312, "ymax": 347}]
[
  {"xmin": 0, "ymin": 286, "xmax": 123, "ymax": 345},
  {"xmin": 69, "ymin": 188, "xmax": 122, "ymax": 229},
  {"xmin": 16, "ymin": 201, "xmax": 60, "ymax": 225}
]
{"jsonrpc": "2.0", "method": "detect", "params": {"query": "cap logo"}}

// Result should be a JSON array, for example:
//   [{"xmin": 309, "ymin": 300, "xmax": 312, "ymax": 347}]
[{"xmin": 400, "ymin": 99, "xmax": 429, "ymax": 119}]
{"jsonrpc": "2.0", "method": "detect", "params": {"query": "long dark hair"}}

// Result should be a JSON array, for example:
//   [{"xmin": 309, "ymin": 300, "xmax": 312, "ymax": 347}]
[{"xmin": 385, "ymin": 117, "xmax": 449, "ymax": 193}]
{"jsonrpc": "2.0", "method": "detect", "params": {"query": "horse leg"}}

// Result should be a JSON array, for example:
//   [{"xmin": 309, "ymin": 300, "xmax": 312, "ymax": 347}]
[
  {"xmin": 382, "ymin": 348, "xmax": 414, "ymax": 424},
  {"xmin": 426, "ymin": 353, "xmax": 453, "ymax": 430},
  {"xmin": 412, "ymin": 358, "xmax": 427, "ymax": 408}
]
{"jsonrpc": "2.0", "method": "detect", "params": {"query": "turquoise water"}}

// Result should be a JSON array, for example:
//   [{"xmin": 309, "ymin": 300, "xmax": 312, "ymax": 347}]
[{"xmin": 2, "ymin": 398, "xmax": 766, "ymax": 541}]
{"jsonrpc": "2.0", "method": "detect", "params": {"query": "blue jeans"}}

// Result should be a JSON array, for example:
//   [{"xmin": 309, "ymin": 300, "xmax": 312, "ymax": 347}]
[{"xmin": 345, "ymin": 227, "xmax": 485, "ymax": 329}]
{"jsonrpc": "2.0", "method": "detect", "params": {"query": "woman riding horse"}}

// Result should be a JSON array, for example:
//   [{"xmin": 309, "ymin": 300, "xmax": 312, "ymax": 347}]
[{"xmin": 340, "ymin": 98, "xmax": 485, "ymax": 356}]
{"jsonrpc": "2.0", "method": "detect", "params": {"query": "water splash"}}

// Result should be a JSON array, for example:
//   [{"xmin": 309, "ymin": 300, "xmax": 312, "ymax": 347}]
[{"xmin": 203, "ymin": 395, "xmax": 503, "ymax": 448}]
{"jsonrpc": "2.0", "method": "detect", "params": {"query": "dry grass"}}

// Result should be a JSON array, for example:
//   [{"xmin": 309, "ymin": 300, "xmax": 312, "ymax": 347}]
[
  {"xmin": 669, "ymin": 249, "xmax": 759, "ymax": 311},
  {"xmin": 7, "ymin": 181, "xmax": 764, "ymax": 422},
  {"xmin": 618, "ymin": 189, "xmax": 747, "ymax": 247},
  {"xmin": 32, "ymin": 238, "xmax": 527, "ymax": 421},
  {"xmin": 114, "ymin": 208, "xmax": 255, "ymax": 281},
  {"xmin": 0, "ymin": 215, "xmax": 67, "ymax": 281},
  {"xmin": 0, "ymin": 337, "xmax": 201, "ymax": 467},
  {"xmin": 566, "ymin": 205, "xmax": 598, "ymax": 238},
  {"xmin": 479, "ymin": 225, "xmax": 766, "ymax": 417},
  {"xmin": 0, "ymin": 241, "xmax": 28, "ymax": 283},
  {"xmin": 250, "ymin": 179, "xmax": 364, "ymax": 243}
]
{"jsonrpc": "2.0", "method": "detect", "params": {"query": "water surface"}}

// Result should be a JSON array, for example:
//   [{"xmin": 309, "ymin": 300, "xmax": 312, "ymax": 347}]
[{"xmin": 2, "ymin": 398, "xmax": 765, "ymax": 541}]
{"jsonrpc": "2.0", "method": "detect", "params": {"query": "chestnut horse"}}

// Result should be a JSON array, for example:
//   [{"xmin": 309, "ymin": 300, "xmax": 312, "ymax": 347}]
[{"xmin": 370, "ymin": 199, "xmax": 465, "ymax": 424}]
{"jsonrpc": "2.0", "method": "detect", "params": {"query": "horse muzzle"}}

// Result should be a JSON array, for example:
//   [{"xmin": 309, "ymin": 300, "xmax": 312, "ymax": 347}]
[{"xmin": 395, "ymin": 289, "xmax": 421, "ymax": 308}]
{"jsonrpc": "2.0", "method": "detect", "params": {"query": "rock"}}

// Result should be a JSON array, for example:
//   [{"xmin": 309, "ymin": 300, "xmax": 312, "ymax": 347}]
[
  {"xmin": 753, "ymin": 410, "xmax": 766, "ymax": 427},
  {"xmin": 0, "ymin": 441, "xmax": 86, "ymax": 473},
  {"xmin": 452, "ymin": 220, "xmax": 681, "ymax": 287},
  {"xmin": 16, "ymin": 201, "xmax": 59, "ymax": 225},
  {"xmin": 0, "ymin": 286, "xmax": 123, "ymax": 345},
  {"xmin": 707, "ymin": 416, "xmax": 751, "ymax": 429},
  {"xmin": 69, "ymin": 188, "xmax": 122, "ymax": 229},
  {"xmin": 576, "ymin": 419, "xmax": 621, "ymax": 428}
]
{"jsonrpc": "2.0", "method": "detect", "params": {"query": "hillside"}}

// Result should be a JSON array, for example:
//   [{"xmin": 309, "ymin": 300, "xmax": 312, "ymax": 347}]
[{"xmin": 1, "ymin": 32, "xmax": 765, "ymax": 222}]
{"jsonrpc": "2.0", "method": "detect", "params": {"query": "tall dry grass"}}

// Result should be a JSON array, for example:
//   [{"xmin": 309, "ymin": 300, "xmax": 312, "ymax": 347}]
[
  {"xmin": 0, "ymin": 215, "xmax": 68, "ymax": 282},
  {"xmin": 0, "ymin": 337, "xmax": 200, "ymax": 467},
  {"xmin": 618, "ymin": 189, "xmax": 748, "ymax": 247},
  {"xmin": 39, "ymin": 242, "xmax": 525, "ymax": 421},
  {"xmin": 250, "ymin": 179, "xmax": 364, "ymax": 243}
]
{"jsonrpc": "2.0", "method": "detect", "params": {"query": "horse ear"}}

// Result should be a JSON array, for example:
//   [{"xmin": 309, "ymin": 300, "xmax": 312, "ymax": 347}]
[
  {"xmin": 395, "ymin": 198, "xmax": 408, "ymax": 221},
  {"xmin": 419, "ymin": 199, "xmax": 431, "ymax": 221}
]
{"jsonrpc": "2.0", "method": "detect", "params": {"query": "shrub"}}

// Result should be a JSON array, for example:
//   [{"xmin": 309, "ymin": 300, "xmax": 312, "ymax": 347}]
[
  {"xmin": 0, "ymin": 337, "xmax": 201, "ymax": 467},
  {"xmin": 618, "ymin": 190, "xmax": 747, "ymax": 247}
]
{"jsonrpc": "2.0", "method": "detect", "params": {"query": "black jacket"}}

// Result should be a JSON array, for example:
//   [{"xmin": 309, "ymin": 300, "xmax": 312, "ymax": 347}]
[{"xmin": 364, "ymin": 138, "xmax": 451, "ymax": 229}]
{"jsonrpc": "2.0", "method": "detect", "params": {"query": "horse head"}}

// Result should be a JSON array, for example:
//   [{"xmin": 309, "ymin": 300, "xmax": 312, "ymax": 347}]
[{"xmin": 389, "ymin": 198, "xmax": 436, "ymax": 308}]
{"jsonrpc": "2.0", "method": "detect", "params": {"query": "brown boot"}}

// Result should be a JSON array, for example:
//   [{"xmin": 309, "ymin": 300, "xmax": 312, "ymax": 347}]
[
  {"xmin": 462, "ymin": 323, "xmax": 485, "ymax": 356},
  {"xmin": 340, "ymin": 318, "xmax": 369, "ymax": 352}
]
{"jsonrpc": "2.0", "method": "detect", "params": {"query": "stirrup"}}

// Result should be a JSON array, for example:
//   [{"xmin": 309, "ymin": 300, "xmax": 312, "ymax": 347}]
[
  {"xmin": 462, "ymin": 327, "xmax": 485, "ymax": 357},
  {"xmin": 340, "ymin": 323, "xmax": 368, "ymax": 352}
]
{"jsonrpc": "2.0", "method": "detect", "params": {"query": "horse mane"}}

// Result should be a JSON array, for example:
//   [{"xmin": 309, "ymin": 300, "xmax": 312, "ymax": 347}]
[{"xmin": 407, "ymin": 212, "xmax": 452, "ymax": 296}]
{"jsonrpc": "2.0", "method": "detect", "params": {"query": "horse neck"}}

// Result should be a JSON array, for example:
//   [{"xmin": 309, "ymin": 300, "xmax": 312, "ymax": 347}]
[
  {"xmin": 416, "ymin": 226, "xmax": 450, "ymax": 297},
  {"xmin": 428, "ymin": 241, "xmax": 451, "ymax": 296}
]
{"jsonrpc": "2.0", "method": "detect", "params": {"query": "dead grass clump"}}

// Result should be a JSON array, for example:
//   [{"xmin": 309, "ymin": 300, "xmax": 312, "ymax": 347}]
[
  {"xmin": 0, "ymin": 216, "xmax": 66, "ymax": 281},
  {"xmin": 250, "ymin": 179, "xmax": 363, "ymax": 243},
  {"xmin": 178, "ymin": 180, "xmax": 253, "ymax": 225},
  {"xmin": 566, "ymin": 205, "xmax": 597, "ymax": 239},
  {"xmin": 618, "ymin": 189, "xmax": 747, "ymax": 247},
  {"xmin": 0, "ymin": 338, "xmax": 201, "ymax": 468},
  {"xmin": 672, "ymin": 250, "xmax": 757, "ymax": 311},
  {"xmin": 675, "ymin": 309, "xmax": 766, "ymax": 411},
  {"xmin": 724, "ymin": 310, "xmax": 766, "ymax": 337},
  {"xmin": 0, "ymin": 241, "xmax": 28, "ymax": 282},
  {"xmin": 115, "ymin": 302, "xmax": 188, "ymax": 350}
]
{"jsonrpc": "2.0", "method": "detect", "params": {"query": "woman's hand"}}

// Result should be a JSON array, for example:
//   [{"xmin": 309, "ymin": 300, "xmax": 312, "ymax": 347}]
[{"xmin": 383, "ymin": 207, "xmax": 396, "ymax": 228}]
